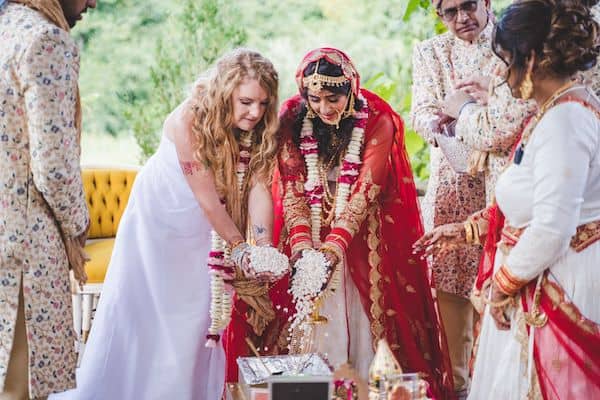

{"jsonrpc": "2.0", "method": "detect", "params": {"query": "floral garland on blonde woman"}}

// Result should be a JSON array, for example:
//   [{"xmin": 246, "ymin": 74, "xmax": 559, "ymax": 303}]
[
  {"xmin": 206, "ymin": 132, "xmax": 289, "ymax": 347},
  {"xmin": 205, "ymin": 131, "xmax": 253, "ymax": 347}
]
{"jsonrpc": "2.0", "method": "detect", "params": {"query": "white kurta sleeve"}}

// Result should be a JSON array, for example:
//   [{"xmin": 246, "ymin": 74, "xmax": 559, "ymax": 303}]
[{"xmin": 501, "ymin": 103, "xmax": 598, "ymax": 284}]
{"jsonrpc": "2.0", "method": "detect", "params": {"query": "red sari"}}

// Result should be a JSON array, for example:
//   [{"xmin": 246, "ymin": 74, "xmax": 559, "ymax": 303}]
[{"xmin": 255, "ymin": 90, "xmax": 452, "ymax": 399}]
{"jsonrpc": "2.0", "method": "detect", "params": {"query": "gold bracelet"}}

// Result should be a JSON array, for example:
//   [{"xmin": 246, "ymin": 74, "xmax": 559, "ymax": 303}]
[{"xmin": 482, "ymin": 296, "xmax": 514, "ymax": 308}]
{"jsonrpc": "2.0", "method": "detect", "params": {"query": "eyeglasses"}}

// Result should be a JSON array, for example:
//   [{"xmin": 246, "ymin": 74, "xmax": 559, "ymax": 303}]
[{"xmin": 437, "ymin": 0, "xmax": 479, "ymax": 21}]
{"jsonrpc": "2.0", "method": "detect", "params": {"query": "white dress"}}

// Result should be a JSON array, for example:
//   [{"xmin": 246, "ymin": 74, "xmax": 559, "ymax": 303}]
[
  {"xmin": 308, "ymin": 170, "xmax": 374, "ymax": 380},
  {"xmin": 311, "ymin": 263, "xmax": 374, "ymax": 380},
  {"xmin": 51, "ymin": 136, "xmax": 225, "ymax": 400},
  {"xmin": 469, "ymin": 101, "xmax": 600, "ymax": 399}
]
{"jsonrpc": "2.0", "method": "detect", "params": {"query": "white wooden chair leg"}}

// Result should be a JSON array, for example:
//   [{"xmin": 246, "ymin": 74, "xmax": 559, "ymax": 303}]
[
  {"xmin": 82, "ymin": 293, "xmax": 93, "ymax": 343},
  {"xmin": 92, "ymin": 292, "xmax": 100, "ymax": 310},
  {"xmin": 72, "ymin": 293, "xmax": 83, "ymax": 341}
]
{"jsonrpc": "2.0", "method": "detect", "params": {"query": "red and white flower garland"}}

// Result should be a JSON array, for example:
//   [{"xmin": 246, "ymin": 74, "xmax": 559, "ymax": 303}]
[
  {"xmin": 206, "ymin": 132, "xmax": 290, "ymax": 347},
  {"xmin": 299, "ymin": 96, "xmax": 368, "ymax": 246},
  {"xmin": 205, "ymin": 131, "xmax": 253, "ymax": 347},
  {"xmin": 289, "ymin": 96, "xmax": 368, "ymax": 343}
]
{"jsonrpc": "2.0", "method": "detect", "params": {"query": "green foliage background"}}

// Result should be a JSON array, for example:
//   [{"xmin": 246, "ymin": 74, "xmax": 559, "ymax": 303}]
[{"xmin": 75, "ymin": 0, "xmax": 509, "ymax": 181}]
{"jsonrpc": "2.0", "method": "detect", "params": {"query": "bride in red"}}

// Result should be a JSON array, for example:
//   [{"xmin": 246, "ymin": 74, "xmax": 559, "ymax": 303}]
[{"xmin": 258, "ymin": 47, "xmax": 452, "ymax": 399}]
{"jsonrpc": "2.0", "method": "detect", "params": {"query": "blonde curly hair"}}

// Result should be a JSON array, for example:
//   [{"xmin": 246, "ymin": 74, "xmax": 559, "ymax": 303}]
[{"xmin": 190, "ymin": 49, "xmax": 279, "ymax": 232}]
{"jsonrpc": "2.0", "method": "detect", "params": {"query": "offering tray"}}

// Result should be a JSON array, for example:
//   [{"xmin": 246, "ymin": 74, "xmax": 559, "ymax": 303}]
[{"xmin": 237, "ymin": 353, "xmax": 332, "ymax": 385}]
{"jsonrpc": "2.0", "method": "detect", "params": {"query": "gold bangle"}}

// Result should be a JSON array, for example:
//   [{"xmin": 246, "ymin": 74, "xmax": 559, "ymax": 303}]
[
  {"xmin": 464, "ymin": 221, "xmax": 474, "ymax": 244},
  {"xmin": 472, "ymin": 220, "xmax": 481, "ymax": 245},
  {"xmin": 320, "ymin": 245, "xmax": 343, "ymax": 265},
  {"xmin": 291, "ymin": 242, "xmax": 312, "ymax": 255},
  {"xmin": 229, "ymin": 238, "xmax": 245, "ymax": 251}
]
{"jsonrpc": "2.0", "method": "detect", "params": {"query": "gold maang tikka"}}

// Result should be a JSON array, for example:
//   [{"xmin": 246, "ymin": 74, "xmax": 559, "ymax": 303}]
[{"xmin": 303, "ymin": 59, "xmax": 349, "ymax": 93}]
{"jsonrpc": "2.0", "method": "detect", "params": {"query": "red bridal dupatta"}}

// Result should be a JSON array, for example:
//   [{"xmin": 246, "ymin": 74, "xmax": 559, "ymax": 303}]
[
  {"xmin": 270, "ymin": 90, "xmax": 453, "ymax": 399},
  {"xmin": 271, "ymin": 91, "xmax": 453, "ymax": 400},
  {"xmin": 475, "ymin": 97, "xmax": 600, "ymax": 399}
]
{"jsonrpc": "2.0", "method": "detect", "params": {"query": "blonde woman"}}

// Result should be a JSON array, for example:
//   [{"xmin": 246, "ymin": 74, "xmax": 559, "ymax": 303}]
[{"xmin": 53, "ymin": 49, "xmax": 280, "ymax": 400}]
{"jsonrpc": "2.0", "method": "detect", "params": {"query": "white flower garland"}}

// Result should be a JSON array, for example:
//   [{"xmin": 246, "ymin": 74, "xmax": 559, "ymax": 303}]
[
  {"xmin": 299, "ymin": 117, "xmax": 323, "ymax": 246},
  {"xmin": 206, "ymin": 131, "xmax": 253, "ymax": 348},
  {"xmin": 335, "ymin": 99, "xmax": 369, "ymax": 216},
  {"xmin": 288, "ymin": 96, "xmax": 368, "ymax": 347}
]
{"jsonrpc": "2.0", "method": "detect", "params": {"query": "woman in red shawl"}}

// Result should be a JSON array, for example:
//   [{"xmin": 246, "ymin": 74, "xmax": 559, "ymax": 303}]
[{"xmin": 264, "ymin": 47, "xmax": 453, "ymax": 399}]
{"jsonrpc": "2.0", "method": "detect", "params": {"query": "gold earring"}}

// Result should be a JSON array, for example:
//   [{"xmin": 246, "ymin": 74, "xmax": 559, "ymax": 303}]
[
  {"xmin": 341, "ymin": 91, "xmax": 355, "ymax": 119},
  {"xmin": 520, "ymin": 72, "xmax": 533, "ymax": 100},
  {"xmin": 306, "ymin": 104, "xmax": 316, "ymax": 118}
]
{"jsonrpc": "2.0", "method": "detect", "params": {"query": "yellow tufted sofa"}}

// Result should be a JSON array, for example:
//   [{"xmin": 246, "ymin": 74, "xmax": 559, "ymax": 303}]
[{"xmin": 72, "ymin": 165, "xmax": 139, "ymax": 348}]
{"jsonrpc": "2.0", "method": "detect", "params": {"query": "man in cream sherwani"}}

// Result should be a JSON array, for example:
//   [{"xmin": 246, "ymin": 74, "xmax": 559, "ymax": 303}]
[{"xmin": 0, "ymin": 1, "xmax": 96, "ymax": 399}]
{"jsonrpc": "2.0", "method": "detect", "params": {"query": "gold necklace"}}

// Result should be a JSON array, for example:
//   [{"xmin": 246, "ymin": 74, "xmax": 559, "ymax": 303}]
[
  {"xmin": 319, "ymin": 153, "xmax": 344, "ymax": 225},
  {"xmin": 514, "ymin": 82, "xmax": 585, "ymax": 164},
  {"xmin": 319, "ymin": 164, "xmax": 334, "ymax": 204},
  {"xmin": 328, "ymin": 131, "xmax": 342, "ymax": 153}
]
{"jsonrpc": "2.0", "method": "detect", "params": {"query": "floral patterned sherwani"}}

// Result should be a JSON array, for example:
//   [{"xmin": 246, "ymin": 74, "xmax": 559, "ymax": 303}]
[
  {"xmin": 410, "ymin": 22, "xmax": 533, "ymax": 297},
  {"xmin": 581, "ymin": 5, "xmax": 600, "ymax": 97},
  {"xmin": 0, "ymin": 4, "xmax": 89, "ymax": 398}
]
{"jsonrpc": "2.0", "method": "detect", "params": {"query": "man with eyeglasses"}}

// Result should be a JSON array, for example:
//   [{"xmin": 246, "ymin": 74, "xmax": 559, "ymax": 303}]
[
  {"xmin": 410, "ymin": 0, "xmax": 534, "ymax": 399},
  {"xmin": 581, "ymin": 3, "xmax": 600, "ymax": 95}
]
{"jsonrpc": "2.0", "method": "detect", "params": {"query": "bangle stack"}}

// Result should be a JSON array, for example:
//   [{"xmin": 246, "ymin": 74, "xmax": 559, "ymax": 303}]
[
  {"xmin": 494, "ymin": 264, "xmax": 529, "ymax": 296},
  {"xmin": 289, "ymin": 225, "xmax": 312, "ymax": 254},
  {"xmin": 464, "ymin": 221, "xmax": 474, "ymax": 244},
  {"xmin": 231, "ymin": 241, "xmax": 250, "ymax": 268},
  {"xmin": 464, "ymin": 219, "xmax": 481, "ymax": 245}
]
